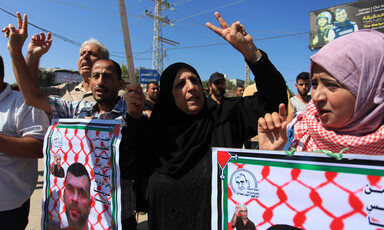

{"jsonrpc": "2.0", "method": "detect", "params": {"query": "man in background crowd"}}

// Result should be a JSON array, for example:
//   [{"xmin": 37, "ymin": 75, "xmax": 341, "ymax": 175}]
[
  {"xmin": 3, "ymin": 12, "xmax": 137, "ymax": 229},
  {"xmin": 234, "ymin": 85, "xmax": 244, "ymax": 97},
  {"xmin": 26, "ymin": 29, "xmax": 127, "ymax": 103},
  {"xmin": 290, "ymin": 72, "xmax": 311, "ymax": 114},
  {"xmin": 207, "ymin": 72, "xmax": 226, "ymax": 106},
  {"xmin": 143, "ymin": 81, "xmax": 159, "ymax": 117},
  {"xmin": 0, "ymin": 54, "xmax": 49, "ymax": 229}
]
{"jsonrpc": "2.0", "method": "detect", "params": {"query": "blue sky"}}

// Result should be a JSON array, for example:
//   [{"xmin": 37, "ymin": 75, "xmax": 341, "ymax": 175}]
[{"xmin": 0, "ymin": 0, "xmax": 352, "ymax": 93}]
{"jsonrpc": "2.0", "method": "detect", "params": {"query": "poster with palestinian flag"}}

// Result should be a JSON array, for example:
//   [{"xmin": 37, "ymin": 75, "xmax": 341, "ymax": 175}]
[
  {"xmin": 211, "ymin": 148, "xmax": 384, "ymax": 229},
  {"xmin": 41, "ymin": 119, "xmax": 123, "ymax": 230}
]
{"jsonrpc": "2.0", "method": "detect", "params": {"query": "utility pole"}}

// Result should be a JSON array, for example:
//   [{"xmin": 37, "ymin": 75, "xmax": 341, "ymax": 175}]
[
  {"xmin": 245, "ymin": 62, "xmax": 250, "ymax": 87},
  {"xmin": 145, "ymin": 0, "xmax": 178, "ymax": 72}
]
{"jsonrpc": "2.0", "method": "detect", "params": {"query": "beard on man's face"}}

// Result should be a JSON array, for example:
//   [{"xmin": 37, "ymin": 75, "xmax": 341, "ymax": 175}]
[
  {"xmin": 299, "ymin": 89, "xmax": 309, "ymax": 96},
  {"xmin": 65, "ymin": 205, "xmax": 89, "ymax": 227},
  {"xmin": 212, "ymin": 88, "xmax": 225, "ymax": 97}
]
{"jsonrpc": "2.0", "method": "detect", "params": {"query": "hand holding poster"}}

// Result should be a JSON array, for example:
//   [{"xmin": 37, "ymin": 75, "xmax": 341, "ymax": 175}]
[
  {"xmin": 42, "ymin": 119, "xmax": 123, "ymax": 230},
  {"xmin": 212, "ymin": 148, "xmax": 384, "ymax": 229}
]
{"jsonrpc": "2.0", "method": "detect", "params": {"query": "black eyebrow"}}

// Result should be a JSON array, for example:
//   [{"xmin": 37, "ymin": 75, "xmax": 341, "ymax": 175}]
[
  {"xmin": 312, "ymin": 77, "xmax": 338, "ymax": 82},
  {"xmin": 320, "ymin": 78, "xmax": 340, "ymax": 84}
]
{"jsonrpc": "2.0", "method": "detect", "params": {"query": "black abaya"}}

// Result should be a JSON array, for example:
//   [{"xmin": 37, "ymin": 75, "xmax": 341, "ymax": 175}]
[{"xmin": 122, "ymin": 51, "xmax": 287, "ymax": 230}]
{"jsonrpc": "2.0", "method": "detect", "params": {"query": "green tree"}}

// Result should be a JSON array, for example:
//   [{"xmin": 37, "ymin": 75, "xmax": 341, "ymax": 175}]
[
  {"xmin": 121, "ymin": 63, "xmax": 140, "ymax": 84},
  {"xmin": 285, "ymin": 80, "xmax": 294, "ymax": 97},
  {"xmin": 248, "ymin": 80, "xmax": 254, "ymax": 85},
  {"xmin": 287, "ymin": 87, "xmax": 294, "ymax": 98},
  {"xmin": 225, "ymin": 80, "xmax": 236, "ymax": 91},
  {"xmin": 202, "ymin": 80, "xmax": 209, "ymax": 90},
  {"xmin": 203, "ymin": 80, "xmax": 236, "ymax": 90}
]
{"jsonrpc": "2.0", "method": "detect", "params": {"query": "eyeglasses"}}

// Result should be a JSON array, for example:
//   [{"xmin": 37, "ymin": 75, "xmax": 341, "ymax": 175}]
[{"xmin": 240, "ymin": 210, "xmax": 247, "ymax": 212}]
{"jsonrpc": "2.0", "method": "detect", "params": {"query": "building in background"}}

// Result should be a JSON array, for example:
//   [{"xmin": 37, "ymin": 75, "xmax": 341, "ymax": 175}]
[{"xmin": 228, "ymin": 78, "xmax": 244, "ymax": 87}]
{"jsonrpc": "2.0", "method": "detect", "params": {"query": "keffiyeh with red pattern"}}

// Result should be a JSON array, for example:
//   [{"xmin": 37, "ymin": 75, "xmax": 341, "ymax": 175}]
[{"xmin": 291, "ymin": 101, "xmax": 384, "ymax": 154}]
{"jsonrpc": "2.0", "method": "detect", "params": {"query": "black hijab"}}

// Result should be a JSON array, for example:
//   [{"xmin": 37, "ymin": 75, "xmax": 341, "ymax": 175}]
[{"xmin": 149, "ymin": 62, "xmax": 213, "ymax": 177}]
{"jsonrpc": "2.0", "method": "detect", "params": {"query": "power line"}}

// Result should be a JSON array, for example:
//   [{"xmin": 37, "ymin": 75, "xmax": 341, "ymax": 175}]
[
  {"xmin": 175, "ymin": 0, "xmax": 247, "ymax": 22},
  {"xmin": 0, "ymin": 7, "xmax": 150, "ymax": 59},
  {"xmin": 111, "ymin": 53, "xmax": 151, "ymax": 60},
  {"xmin": 172, "ymin": 1, "xmax": 210, "ymax": 27},
  {"xmin": 171, "ymin": 0, "xmax": 192, "ymax": 7},
  {"xmin": 0, "ymin": 7, "xmax": 309, "ymax": 60},
  {"xmin": 46, "ymin": 0, "xmax": 142, "ymax": 17},
  {"xmin": 166, "ymin": 32, "xmax": 309, "ymax": 50},
  {"xmin": 46, "ymin": 0, "xmax": 119, "ymax": 14},
  {"xmin": 0, "ymin": 8, "xmax": 82, "ymax": 46},
  {"xmin": 111, "ymin": 47, "xmax": 152, "ymax": 55}
]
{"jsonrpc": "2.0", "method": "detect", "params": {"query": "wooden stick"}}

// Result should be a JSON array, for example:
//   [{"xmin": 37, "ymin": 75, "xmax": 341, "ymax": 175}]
[{"xmin": 118, "ymin": 0, "xmax": 136, "ymax": 85}]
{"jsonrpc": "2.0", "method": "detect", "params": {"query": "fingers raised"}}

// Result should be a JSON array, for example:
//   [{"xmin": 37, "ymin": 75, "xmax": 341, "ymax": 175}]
[
  {"xmin": 40, "ymin": 32, "xmax": 45, "ymax": 40},
  {"xmin": 206, "ymin": 12, "xmax": 229, "ymax": 37},
  {"xmin": 278, "ymin": 103, "xmax": 287, "ymax": 120},
  {"xmin": 214, "ymin": 12, "xmax": 229, "ymax": 29},
  {"xmin": 16, "ymin": 12, "xmax": 22, "ymax": 30},
  {"xmin": 206, "ymin": 22, "xmax": 222, "ymax": 36},
  {"xmin": 33, "ymin": 33, "xmax": 40, "ymax": 40},
  {"xmin": 16, "ymin": 12, "xmax": 27, "ymax": 35},
  {"xmin": 46, "ymin": 32, "xmax": 53, "ymax": 47},
  {"xmin": 47, "ymin": 32, "xmax": 52, "ymax": 41},
  {"xmin": 22, "ymin": 14, "xmax": 27, "ymax": 33}
]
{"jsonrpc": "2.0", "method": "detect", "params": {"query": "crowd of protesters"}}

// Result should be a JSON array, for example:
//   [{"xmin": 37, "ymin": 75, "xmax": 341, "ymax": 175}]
[{"xmin": 0, "ymin": 8, "xmax": 383, "ymax": 230}]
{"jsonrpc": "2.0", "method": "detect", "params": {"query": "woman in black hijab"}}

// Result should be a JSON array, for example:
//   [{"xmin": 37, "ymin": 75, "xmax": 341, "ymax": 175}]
[{"xmin": 123, "ymin": 12, "xmax": 287, "ymax": 229}]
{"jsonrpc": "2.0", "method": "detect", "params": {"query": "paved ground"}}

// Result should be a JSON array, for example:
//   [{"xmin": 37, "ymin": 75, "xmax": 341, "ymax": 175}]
[
  {"xmin": 26, "ymin": 158, "xmax": 148, "ymax": 229},
  {"xmin": 26, "ymin": 158, "xmax": 45, "ymax": 230}
]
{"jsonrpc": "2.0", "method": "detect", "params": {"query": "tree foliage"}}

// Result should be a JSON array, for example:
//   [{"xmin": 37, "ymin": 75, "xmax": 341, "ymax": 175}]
[
  {"xmin": 226, "ymin": 80, "xmax": 236, "ymax": 91},
  {"xmin": 202, "ymin": 80, "xmax": 237, "ymax": 91},
  {"xmin": 121, "ymin": 63, "xmax": 140, "ymax": 84}
]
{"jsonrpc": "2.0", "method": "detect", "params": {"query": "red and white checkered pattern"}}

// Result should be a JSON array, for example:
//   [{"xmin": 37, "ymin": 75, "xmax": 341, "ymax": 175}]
[
  {"xmin": 226, "ymin": 163, "xmax": 383, "ymax": 230},
  {"xmin": 293, "ymin": 102, "xmax": 384, "ymax": 154},
  {"xmin": 43, "ymin": 121, "xmax": 121, "ymax": 230}
]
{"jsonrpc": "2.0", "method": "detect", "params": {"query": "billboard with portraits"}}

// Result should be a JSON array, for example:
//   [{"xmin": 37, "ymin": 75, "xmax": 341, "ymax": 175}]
[{"xmin": 309, "ymin": 0, "xmax": 384, "ymax": 50}]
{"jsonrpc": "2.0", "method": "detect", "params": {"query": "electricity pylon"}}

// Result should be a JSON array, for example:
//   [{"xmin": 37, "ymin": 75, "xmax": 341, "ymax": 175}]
[{"xmin": 145, "ymin": 0, "xmax": 178, "ymax": 72}]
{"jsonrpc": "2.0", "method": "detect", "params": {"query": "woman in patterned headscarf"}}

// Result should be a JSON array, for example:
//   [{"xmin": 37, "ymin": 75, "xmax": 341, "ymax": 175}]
[{"xmin": 259, "ymin": 29, "xmax": 384, "ymax": 155}]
